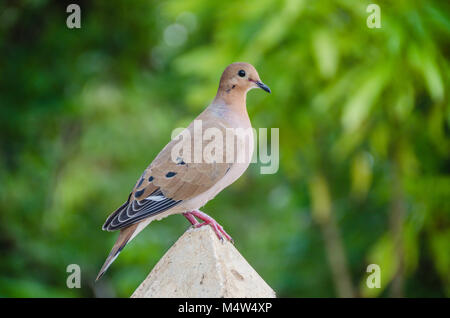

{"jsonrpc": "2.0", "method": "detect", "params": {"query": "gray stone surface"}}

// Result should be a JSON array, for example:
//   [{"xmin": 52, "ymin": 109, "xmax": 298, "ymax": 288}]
[{"xmin": 131, "ymin": 226, "xmax": 276, "ymax": 298}]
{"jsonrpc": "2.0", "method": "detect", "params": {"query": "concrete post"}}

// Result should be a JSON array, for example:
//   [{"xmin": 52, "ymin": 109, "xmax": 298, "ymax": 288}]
[{"xmin": 131, "ymin": 226, "xmax": 276, "ymax": 298}]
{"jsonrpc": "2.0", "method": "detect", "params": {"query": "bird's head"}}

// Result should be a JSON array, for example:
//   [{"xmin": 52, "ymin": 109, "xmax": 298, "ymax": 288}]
[{"xmin": 218, "ymin": 62, "xmax": 271, "ymax": 95}]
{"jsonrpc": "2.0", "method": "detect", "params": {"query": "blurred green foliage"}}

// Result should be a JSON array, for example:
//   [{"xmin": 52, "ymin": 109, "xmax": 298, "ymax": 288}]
[{"xmin": 0, "ymin": 0, "xmax": 449, "ymax": 297}]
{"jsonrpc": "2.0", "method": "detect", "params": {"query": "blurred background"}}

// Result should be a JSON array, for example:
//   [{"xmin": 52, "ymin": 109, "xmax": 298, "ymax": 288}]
[{"xmin": 0, "ymin": 0, "xmax": 449, "ymax": 297}]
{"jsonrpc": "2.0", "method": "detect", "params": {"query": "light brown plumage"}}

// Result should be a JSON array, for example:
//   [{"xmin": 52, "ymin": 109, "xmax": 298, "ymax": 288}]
[{"xmin": 96, "ymin": 62, "xmax": 270, "ymax": 280}]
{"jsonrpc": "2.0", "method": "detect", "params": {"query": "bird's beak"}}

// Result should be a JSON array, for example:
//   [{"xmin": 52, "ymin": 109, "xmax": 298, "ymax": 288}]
[
  {"xmin": 256, "ymin": 81, "xmax": 271, "ymax": 93},
  {"xmin": 252, "ymin": 81, "xmax": 270, "ymax": 93}
]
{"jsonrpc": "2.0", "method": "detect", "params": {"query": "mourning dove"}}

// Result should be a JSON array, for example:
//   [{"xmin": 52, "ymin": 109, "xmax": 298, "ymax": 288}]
[{"xmin": 96, "ymin": 62, "xmax": 270, "ymax": 280}]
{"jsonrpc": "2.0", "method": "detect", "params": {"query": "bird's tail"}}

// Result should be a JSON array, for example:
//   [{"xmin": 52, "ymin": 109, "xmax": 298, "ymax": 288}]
[{"xmin": 96, "ymin": 224, "xmax": 139, "ymax": 281}]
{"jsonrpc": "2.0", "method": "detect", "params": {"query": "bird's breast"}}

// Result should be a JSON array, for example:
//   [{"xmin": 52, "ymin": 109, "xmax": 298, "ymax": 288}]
[{"xmin": 181, "ymin": 125, "xmax": 254, "ymax": 211}]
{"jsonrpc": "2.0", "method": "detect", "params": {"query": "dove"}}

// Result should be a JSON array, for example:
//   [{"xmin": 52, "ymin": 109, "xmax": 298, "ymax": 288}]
[{"xmin": 96, "ymin": 62, "xmax": 270, "ymax": 281}]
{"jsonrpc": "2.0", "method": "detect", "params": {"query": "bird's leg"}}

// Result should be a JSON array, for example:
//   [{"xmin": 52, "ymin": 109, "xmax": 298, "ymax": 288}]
[
  {"xmin": 189, "ymin": 210, "xmax": 234, "ymax": 243},
  {"xmin": 183, "ymin": 212, "xmax": 200, "ymax": 226}
]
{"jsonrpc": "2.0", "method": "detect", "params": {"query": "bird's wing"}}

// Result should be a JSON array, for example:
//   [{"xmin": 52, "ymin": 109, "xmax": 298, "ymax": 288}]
[{"xmin": 102, "ymin": 119, "xmax": 233, "ymax": 231}]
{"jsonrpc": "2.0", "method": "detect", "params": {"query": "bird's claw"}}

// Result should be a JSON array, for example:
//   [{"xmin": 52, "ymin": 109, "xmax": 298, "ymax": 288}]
[
  {"xmin": 193, "ymin": 220, "xmax": 233, "ymax": 243},
  {"xmin": 186, "ymin": 210, "xmax": 234, "ymax": 243}
]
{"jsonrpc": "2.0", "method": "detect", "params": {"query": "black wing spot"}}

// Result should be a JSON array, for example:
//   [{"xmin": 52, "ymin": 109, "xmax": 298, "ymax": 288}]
[
  {"xmin": 135, "ymin": 188, "xmax": 145, "ymax": 198},
  {"xmin": 148, "ymin": 176, "xmax": 154, "ymax": 182},
  {"xmin": 166, "ymin": 172, "xmax": 177, "ymax": 178},
  {"xmin": 177, "ymin": 158, "xmax": 186, "ymax": 165},
  {"xmin": 137, "ymin": 177, "xmax": 144, "ymax": 188}
]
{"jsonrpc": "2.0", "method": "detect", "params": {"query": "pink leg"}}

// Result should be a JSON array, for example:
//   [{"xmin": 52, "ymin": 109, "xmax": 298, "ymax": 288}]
[
  {"xmin": 183, "ymin": 212, "xmax": 199, "ymax": 226},
  {"xmin": 189, "ymin": 210, "xmax": 233, "ymax": 243}
]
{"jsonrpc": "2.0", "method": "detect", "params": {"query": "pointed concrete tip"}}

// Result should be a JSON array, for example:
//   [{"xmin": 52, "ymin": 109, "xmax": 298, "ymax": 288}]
[{"xmin": 131, "ymin": 226, "xmax": 276, "ymax": 298}]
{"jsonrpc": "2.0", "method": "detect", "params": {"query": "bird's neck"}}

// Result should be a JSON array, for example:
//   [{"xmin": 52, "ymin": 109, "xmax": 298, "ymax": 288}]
[{"xmin": 213, "ymin": 87, "xmax": 248, "ymax": 117}]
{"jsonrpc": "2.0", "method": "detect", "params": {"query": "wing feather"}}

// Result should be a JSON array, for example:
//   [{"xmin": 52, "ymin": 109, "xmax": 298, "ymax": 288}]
[{"xmin": 102, "ymin": 120, "xmax": 234, "ymax": 231}]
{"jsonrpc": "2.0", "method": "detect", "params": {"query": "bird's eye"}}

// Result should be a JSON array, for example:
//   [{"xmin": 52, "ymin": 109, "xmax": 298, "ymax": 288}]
[{"xmin": 238, "ymin": 70, "xmax": 246, "ymax": 77}]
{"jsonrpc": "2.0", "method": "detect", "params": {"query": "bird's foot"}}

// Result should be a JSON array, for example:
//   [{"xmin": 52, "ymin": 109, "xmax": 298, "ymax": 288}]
[
  {"xmin": 188, "ymin": 210, "xmax": 234, "ymax": 244},
  {"xmin": 183, "ymin": 212, "xmax": 200, "ymax": 226}
]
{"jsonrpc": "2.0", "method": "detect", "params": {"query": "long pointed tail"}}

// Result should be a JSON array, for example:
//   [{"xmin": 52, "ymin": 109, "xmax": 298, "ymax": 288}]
[{"xmin": 96, "ymin": 224, "xmax": 139, "ymax": 281}]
